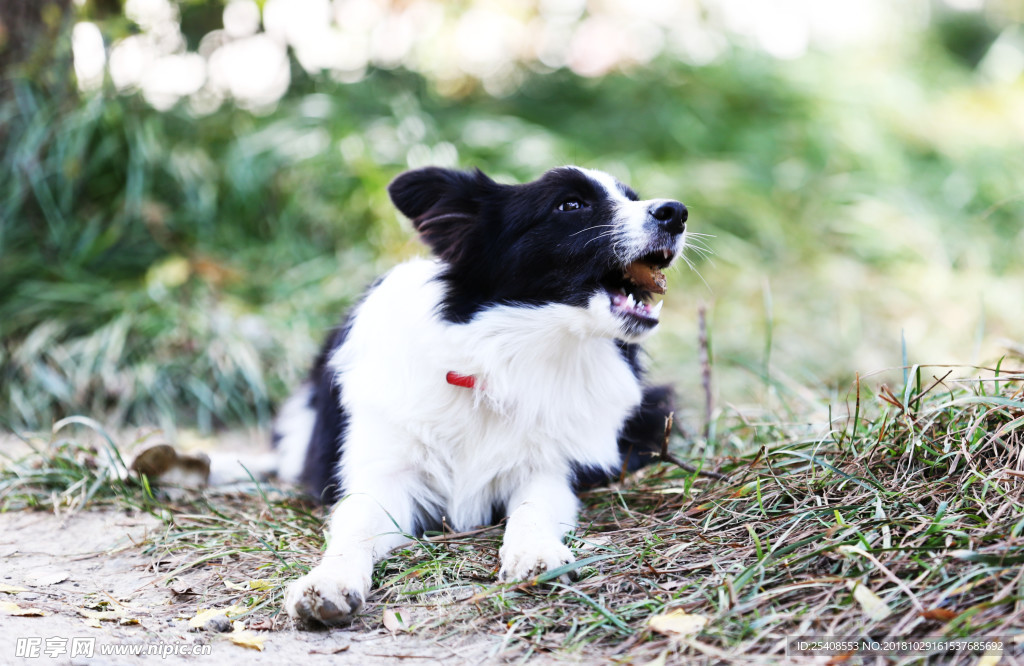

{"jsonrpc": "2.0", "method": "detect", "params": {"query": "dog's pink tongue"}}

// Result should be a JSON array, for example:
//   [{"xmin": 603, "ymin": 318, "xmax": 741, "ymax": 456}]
[{"xmin": 624, "ymin": 261, "xmax": 667, "ymax": 294}]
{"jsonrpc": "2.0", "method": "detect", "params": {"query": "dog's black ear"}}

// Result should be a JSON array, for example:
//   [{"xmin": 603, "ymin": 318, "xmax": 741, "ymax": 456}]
[{"xmin": 388, "ymin": 167, "xmax": 496, "ymax": 262}]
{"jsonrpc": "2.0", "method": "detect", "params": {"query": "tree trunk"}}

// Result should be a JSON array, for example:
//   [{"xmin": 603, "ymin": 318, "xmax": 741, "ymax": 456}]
[{"xmin": 0, "ymin": 0, "xmax": 72, "ymax": 97}]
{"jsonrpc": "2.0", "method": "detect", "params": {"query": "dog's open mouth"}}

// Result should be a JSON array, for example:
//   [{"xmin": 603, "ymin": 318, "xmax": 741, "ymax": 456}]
[{"xmin": 602, "ymin": 248, "xmax": 674, "ymax": 326}]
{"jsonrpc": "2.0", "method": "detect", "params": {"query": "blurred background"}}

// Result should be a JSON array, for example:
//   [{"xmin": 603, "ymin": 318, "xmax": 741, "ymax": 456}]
[{"xmin": 2, "ymin": 0, "xmax": 1022, "ymax": 438}]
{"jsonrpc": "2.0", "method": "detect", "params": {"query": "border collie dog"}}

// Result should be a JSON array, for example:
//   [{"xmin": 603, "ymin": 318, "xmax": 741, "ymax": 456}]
[{"xmin": 277, "ymin": 166, "xmax": 688, "ymax": 627}]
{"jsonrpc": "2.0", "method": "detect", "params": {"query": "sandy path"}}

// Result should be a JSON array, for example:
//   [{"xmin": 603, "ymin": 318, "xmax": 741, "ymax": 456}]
[{"xmin": 0, "ymin": 510, "xmax": 503, "ymax": 665}]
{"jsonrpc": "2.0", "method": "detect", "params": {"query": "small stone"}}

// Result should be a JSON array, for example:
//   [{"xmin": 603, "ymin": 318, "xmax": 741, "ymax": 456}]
[{"xmin": 203, "ymin": 614, "xmax": 233, "ymax": 633}]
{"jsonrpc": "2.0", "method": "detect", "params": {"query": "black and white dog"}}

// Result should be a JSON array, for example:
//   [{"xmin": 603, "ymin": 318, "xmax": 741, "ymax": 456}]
[{"xmin": 276, "ymin": 166, "xmax": 688, "ymax": 626}]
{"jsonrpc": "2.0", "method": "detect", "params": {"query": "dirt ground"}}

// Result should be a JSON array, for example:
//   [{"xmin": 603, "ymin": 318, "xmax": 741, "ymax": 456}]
[{"xmin": 0, "ymin": 509, "xmax": 519, "ymax": 665}]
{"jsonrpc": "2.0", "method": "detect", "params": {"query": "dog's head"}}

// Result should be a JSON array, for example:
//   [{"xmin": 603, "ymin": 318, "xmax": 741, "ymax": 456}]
[{"xmin": 388, "ymin": 166, "xmax": 688, "ymax": 342}]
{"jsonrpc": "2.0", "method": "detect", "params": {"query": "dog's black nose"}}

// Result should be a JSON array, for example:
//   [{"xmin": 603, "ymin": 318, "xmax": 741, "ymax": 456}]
[{"xmin": 650, "ymin": 201, "xmax": 687, "ymax": 235}]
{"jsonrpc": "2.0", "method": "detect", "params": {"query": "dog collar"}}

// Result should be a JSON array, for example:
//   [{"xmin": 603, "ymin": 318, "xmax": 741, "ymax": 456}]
[{"xmin": 445, "ymin": 371, "xmax": 477, "ymax": 389}]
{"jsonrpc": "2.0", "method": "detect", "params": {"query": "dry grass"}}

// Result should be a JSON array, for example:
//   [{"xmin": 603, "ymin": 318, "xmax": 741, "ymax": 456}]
[{"xmin": 3, "ymin": 366, "xmax": 1024, "ymax": 663}]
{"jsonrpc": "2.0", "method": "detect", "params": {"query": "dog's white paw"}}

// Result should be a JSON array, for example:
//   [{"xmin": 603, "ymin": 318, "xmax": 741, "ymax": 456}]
[
  {"xmin": 498, "ymin": 539, "xmax": 575, "ymax": 582},
  {"xmin": 285, "ymin": 563, "xmax": 368, "ymax": 627}
]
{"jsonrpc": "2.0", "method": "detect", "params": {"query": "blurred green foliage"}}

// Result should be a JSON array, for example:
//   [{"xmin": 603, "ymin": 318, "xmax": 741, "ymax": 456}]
[{"xmin": 2, "ymin": 4, "xmax": 1023, "ymax": 434}]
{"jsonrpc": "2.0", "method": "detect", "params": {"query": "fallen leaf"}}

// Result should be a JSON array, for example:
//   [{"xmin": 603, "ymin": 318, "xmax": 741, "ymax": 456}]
[
  {"xmin": 0, "ymin": 583, "xmax": 27, "ymax": 594},
  {"xmin": 383, "ymin": 608, "xmax": 409, "ymax": 632},
  {"xmin": 169, "ymin": 584, "xmax": 197, "ymax": 598},
  {"xmin": 77, "ymin": 607, "xmax": 139, "ymax": 625},
  {"xmin": 229, "ymin": 621, "xmax": 265, "ymax": 651},
  {"xmin": 648, "ymin": 609, "xmax": 708, "ymax": 636},
  {"xmin": 576, "ymin": 535, "xmax": 614, "ymax": 551},
  {"xmin": 247, "ymin": 579, "xmax": 274, "ymax": 591},
  {"xmin": 0, "ymin": 601, "xmax": 46, "ymax": 617},
  {"xmin": 919, "ymin": 608, "xmax": 958, "ymax": 622},
  {"xmin": 847, "ymin": 581, "xmax": 891, "ymax": 621},
  {"xmin": 977, "ymin": 655, "xmax": 1000, "ymax": 666},
  {"xmin": 224, "ymin": 579, "xmax": 274, "ymax": 592},
  {"xmin": 83, "ymin": 618, "xmax": 102, "ymax": 629},
  {"xmin": 309, "ymin": 646, "xmax": 350, "ymax": 655},
  {"xmin": 79, "ymin": 608, "xmax": 123, "ymax": 621},
  {"xmin": 188, "ymin": 604, "xmax": 246, "ymax": 629},
  {"xmin": 248, "ymin": 618, "xmax": 276, "ymax": 631}
]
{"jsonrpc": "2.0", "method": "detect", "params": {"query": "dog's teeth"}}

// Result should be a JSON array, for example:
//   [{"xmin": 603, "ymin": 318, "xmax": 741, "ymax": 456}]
[
  {"xmin": 625, "ymin": 294, "xmax": 635, "ymax": 309},
  {"xmin": 663, "ymin": 249, "xmax": 669, "ymax": 259},
  {"xmin": 650, "ymin": 300, "xmax": 664, "ymax": 318}
]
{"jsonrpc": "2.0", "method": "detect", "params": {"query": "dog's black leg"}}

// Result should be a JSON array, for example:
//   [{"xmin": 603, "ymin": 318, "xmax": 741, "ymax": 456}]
[
  {"xmin": 617, "ymin": 383, "xmax": 675, "ymax": 473},
  {"xmin": 572, "ymin": 384, "xmax": 675, "ymax": 490}
]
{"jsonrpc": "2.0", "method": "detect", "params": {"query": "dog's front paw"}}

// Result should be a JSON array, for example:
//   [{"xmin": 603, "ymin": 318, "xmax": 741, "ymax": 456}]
[
  {"xmin": 285, "ymin": 565, "xmax": 367, "ymax": 628},
  {"xmin": 498, "ymin": 540, "xmax": 575, "ymax": 582}
]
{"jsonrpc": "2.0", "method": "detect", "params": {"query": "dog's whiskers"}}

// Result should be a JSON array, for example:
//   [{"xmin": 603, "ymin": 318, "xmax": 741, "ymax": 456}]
[
  {"xmin": 585, "ymin": 230, "xmax": 622, "ymax": 248},
  {"xmin": 685, "ymin": 244, "xmax": 714, "ymax": 259},
  {"xmin": 570, "ymin": 224, "xmax": 617, "ymax": 238},
  {"xmin": 678, "ymin": 246, "xmax": 713, "ymax": 292}
]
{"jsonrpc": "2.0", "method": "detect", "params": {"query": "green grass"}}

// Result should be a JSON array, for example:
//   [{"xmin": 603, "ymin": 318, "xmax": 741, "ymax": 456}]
[
  {"xmin": 3, "ymin": 364, "xmax": 1022, "ymax": 662},
  {"xmin": 4, "ymin": 19, "xmax": 1024, "ymax": 433},
  {"xmin": 0, "ymin": 417, "xmax": 143, "ymax": 511}
]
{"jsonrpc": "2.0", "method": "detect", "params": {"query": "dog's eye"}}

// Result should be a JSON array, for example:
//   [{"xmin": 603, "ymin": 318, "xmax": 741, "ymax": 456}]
[{"xmin": 557, "ymin": 198, "xmax": 585, "ymax": 212}]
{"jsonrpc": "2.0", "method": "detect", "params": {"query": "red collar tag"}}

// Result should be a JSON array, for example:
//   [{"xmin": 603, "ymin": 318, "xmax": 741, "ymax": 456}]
[{"xmin": 445, "ymin": 371, "xmax": 477, "ymax": 389}]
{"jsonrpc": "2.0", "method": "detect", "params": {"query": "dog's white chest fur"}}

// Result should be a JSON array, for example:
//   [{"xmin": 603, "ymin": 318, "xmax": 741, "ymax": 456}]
[{"xmin": 330, "ymin": 258, "xmax": 642, "ymax": 530}]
